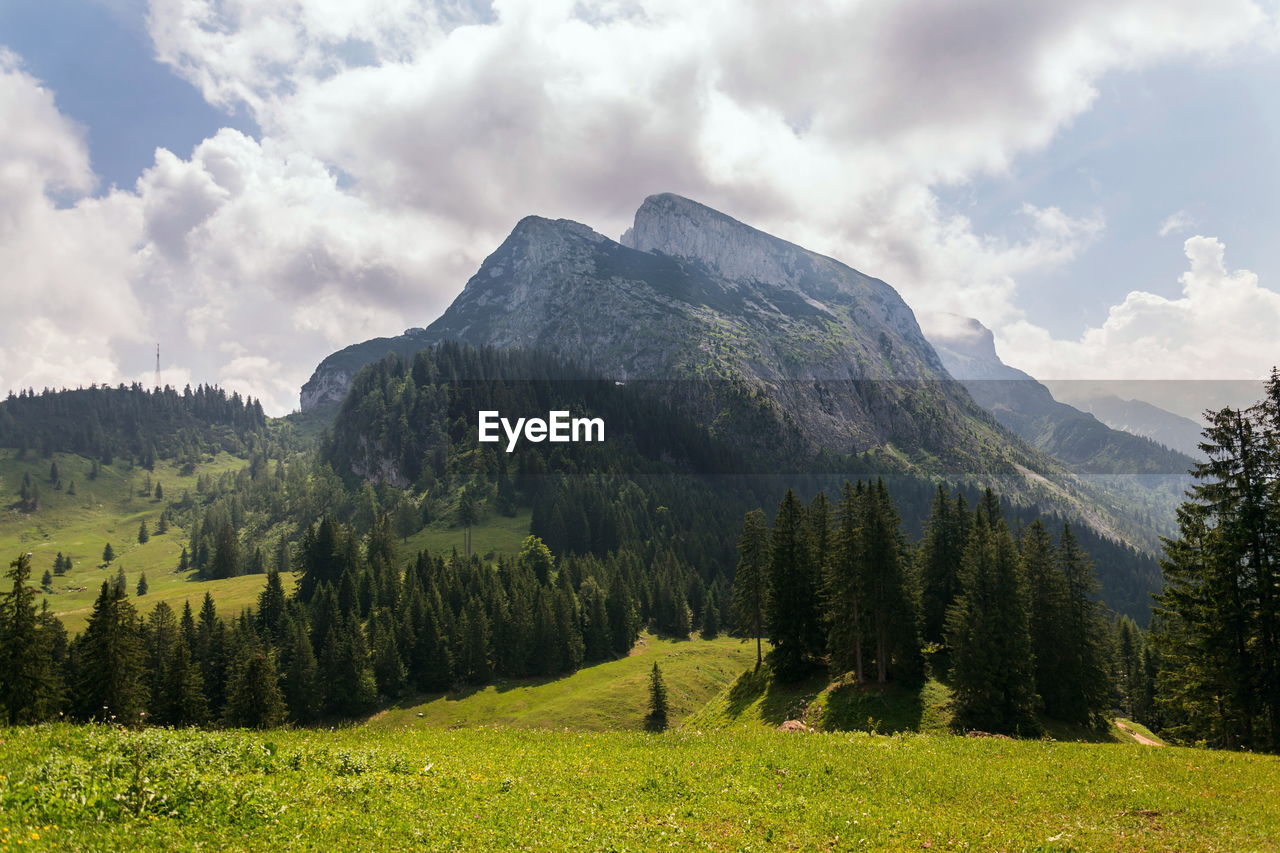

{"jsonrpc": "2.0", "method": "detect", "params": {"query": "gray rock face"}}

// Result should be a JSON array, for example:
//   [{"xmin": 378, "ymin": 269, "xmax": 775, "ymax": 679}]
[{"xmin": 401, "ymin": 195, "xmax": 1013, "ymax": 463}]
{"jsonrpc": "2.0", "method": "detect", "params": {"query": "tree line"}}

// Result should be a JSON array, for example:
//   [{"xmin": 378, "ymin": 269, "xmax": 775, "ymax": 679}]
[
  {"xmin": 0, "ymin": 516, "xmax": 662, "ymax": 727},
  {"xmin": 732, "ymin": 480, "xmax": 1117, "ymax": 735}
]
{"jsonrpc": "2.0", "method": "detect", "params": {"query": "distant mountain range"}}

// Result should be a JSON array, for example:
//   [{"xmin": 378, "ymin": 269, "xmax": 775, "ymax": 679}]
[
  {"xmin": 919, "ymin": 313, "xmax": 1196, "ymax": 475},
  {"xmin": 1053, "ymin": 392, "xmax": 1205, "ymax": 459}
]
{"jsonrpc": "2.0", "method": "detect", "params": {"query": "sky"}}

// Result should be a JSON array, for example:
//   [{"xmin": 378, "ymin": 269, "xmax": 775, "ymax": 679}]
[{"xmin": 2, "ymin": 0, "xmax": 1279, "ymax": 416}]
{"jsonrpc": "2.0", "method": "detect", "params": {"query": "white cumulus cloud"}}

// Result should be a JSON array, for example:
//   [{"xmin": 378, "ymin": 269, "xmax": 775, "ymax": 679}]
[
  {"xmin": 998, "ymin": 235, "xmax": 1280, "ymax": 382},
  {"xmin": 1, "ymin": 1, "xmax": 1277, "ymax": 413}
]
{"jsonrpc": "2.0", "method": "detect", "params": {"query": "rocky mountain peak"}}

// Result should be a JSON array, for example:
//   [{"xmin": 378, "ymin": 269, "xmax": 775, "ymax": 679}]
[
  {"xmin": 621, "ymin": 193, "xmax": 809, "ymax": 287},
  {"xmin": 917, "ymin": 312, "xmax": 1003, "ymax": 376}
]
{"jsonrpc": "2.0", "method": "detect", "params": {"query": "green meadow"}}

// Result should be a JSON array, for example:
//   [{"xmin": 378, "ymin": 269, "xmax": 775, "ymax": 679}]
[
  {"xmin": 3, "ymin": 722, "xmax": 1277, "ymax": 852},
  {"xmin": 0, "ymin": 450, "xmax": 286, "ymax": 634}
]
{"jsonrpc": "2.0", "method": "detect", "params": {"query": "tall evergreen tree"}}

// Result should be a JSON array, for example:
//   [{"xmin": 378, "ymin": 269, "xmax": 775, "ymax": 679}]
[
  {"xmin": 0, "ymin": 554, "xmax": 63, "ymax": 722},
  {"xmin": 72, "ymin": 581, "xmax": 148, "ymax": 723},
  {"xmin": 224, "ymin": 641, "xmax": 286, "ymax": 729},
  {"xmin": 766, "ymin": 490, "xmax": 822, "ymax": 680},
  {"xmin": 946, "ymin": 506, "xmax": 1039, "ymax": 735}
]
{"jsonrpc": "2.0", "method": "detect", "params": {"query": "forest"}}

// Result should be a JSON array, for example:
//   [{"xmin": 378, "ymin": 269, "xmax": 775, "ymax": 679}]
[{"xmin": 0, "ymin": 353, "xmax": 1275, "ymax": 754}]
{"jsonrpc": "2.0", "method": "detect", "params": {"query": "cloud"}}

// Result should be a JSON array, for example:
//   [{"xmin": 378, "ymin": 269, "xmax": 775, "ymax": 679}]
[
  {"xmin": 1158, "ymin": 209, "xmax": 1196, "ymax": 237},
  {"xmin": 1, "ymin": 1, "xmax": 1276, "ymax": 413},
  {"xmin": 998, "ymin": 235, "xmax": 1280, "ymax": 382}
]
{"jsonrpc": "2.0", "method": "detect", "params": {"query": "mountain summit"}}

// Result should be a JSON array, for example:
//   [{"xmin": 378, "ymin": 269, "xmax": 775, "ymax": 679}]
[{"xmin": 303, "ymin": 194, "xmax": 1012, "ymax": 466}]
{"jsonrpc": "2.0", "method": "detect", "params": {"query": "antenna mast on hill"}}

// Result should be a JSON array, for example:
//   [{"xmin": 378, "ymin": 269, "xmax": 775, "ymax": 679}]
[{"xmin": 155, "ymin": 343, "xmax": 161, "ymax": 391}]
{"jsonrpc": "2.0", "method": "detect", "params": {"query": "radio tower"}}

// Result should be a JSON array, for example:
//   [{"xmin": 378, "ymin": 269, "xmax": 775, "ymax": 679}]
[{"xmin": 155, "ymin": 344, "xmax": 161, "ymax": 392}]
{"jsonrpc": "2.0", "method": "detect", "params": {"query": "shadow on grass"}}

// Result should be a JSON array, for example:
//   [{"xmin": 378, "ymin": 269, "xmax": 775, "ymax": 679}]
[
  {"xmin": 721, "ymin": 666, "xmax": 826, "ymax": 726},
  {"xmin": 820, "ymin": 679, "xmax": 925, "ymax": 734}
]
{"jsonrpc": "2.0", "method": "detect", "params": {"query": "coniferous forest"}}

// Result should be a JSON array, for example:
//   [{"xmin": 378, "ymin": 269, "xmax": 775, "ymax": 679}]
[{"xmin": 0, "ymin": 353, "xmax": 1276, "ymax": 757}]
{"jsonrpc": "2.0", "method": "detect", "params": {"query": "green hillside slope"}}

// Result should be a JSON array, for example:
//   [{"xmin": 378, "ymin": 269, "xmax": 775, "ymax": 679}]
[
  {"xmin": 0, "ymin": 450, "xmax": 287, "ymax": 633},
  {"xmin": 370, "ymin": 634, "xmax": 751, "ymax": 731}
]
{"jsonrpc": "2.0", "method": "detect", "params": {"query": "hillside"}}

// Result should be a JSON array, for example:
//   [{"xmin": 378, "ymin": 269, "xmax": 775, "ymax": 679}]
[
  {"xmin": 370, "ymin": 633, "xmax": 751, "ymax": 731},
  {"xmin": 0, "ymin": 449, "xmax": 287, "ymax": 634},
  {"xmin": 4, "ymin": 724, "xmax": 1276, "ymax": 851}
]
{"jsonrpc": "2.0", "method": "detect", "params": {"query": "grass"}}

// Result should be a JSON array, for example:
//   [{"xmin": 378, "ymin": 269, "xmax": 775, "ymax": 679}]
[
  {"xmin": 0, "ymin": 450, "xmax": 289, "ymax": 634},
  {"xmin": 3, "ymin": 723, "xmax": 1279, "ymax": 851},
  {"xmin": 370, "ymin": 633, "xmax": 752, "ymax": 731},
  {"xmin": 399, "ymin": 509, "xmax": 531, "ymax": 561}
]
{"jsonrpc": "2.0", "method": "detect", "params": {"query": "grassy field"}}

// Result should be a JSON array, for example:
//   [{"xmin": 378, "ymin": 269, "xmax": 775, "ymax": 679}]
[
  {"xmin": 370, "ymin": 633, "xmax": 752, "ymax": 731},
  {"xmin": 400, "ymin": 509, "xmax": 532, "ymax": 562},
  {"xmin": 2, "ymin": 722, "xmax": 1278, "ymax": 851},
  {"xmin": 0, "ymin": 450, "xmax": 289, "ymax": 634}
]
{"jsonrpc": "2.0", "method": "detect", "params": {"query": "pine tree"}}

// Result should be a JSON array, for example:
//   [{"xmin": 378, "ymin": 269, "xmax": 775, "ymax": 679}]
[
  {"xmin": 136, "ymin": 571, "xmax": 149, "ymax": 597},
  {"xmin": 156, "ymin": 513, "xmax": 168, "ymax": 534},
  {"xmin": 1, "ymin": 554, "xmax": 64, "ymax": 723},
  {"xmin": 766, "ymin": 490, "xmax": 822, "ymax": 680},
  {"xmin": 224, "ymin": 643, "xmax": 286, "ymax": 729},
  {"xmin": 281, "ymin": 620, "xmax": 321, "ymax": 723},
  {"xmin": 646, "ymin": 662, "xmax": 669, "ymax": 731},
  {"xmin": 154, "ymin": 482, "xmax": 163, "ymax": 501},
  {"xmin": 72, "ymin": 581, "xmax": 148, "ymax": 723},
  {"xmin": 177, "ymin": 546, "xmax": 189, "ymax": 573},
  {"xmin": 113, "ymin": 566, "xmax": 127, "ymax": 596},
  {"xmin": 41, "ymin": 569, "xmax": 53, "ymax": 590},
  {"xmin": 946, "ymin": 504, "xmax": 1039, "ymax": 736},
  {"xmin": 827, "ymin": 482, "xmax": 866, "ymax": 680},
  {"xmin": 102, "ymin": 543, "xmax": 115, "ymax": 564},
  {"xmin": 137, "ymin": 520, "xmax": 149, "ymax": 544}
]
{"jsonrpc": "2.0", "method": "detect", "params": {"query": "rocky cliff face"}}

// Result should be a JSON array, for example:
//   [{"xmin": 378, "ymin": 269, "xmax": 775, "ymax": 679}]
[
  {"xmin": 384, "ymin": 194, "xmax": 1021, "ymax": 468},
  {"xmin": 302, "ymin": 192, "xmax": 1188, "ymax": 547}
]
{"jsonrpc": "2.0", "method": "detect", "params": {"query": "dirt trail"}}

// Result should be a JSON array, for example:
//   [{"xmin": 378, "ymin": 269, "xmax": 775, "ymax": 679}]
[{"xmin": 1115, "ymin": 720, "xmax": 1164, "ymax": 747}]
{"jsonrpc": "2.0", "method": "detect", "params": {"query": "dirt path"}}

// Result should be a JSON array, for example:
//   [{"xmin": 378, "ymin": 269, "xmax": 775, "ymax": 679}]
[{"xmin": 1116, "ymin": 719, "xmax": 1164, "ymax": 747}]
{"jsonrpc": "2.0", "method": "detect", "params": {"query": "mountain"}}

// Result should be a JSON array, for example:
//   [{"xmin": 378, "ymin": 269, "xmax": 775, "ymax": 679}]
[
  {"xmin": 304, "ymin": 193, "xmax": 1186, "ymax": 550},
  {"xmin": 306, "ymin": 194, "xmax": 1046, "ymax": 476},
  {"xmin": 919, "ymin": 313, "xmax": 1194, "ymax": 477},
  {"xmin": 1064, "ymin": 394, "xmax": 1205, "ymax": 458}
]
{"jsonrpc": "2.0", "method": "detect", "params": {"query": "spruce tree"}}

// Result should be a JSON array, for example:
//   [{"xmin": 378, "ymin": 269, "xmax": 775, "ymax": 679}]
[
  {"xmin": 224, "ymin": 644, "xmax": 286, "ymax": 729},
  {"xmin": 138, "ymin": 520, "xmax": 149, "ymax": 544},
  {"xmin": 1, "ymin": 554, "xmax": 63, "ymax": 723},
  {"xmin": 72, "ymin": 581, "xmax": 148, "ymax": 723},
  {"xmin": 766, "ymin": 490, "xmax": 821, "ymax": 680},
  {"xmin": 827, "ymin": 482, "xmax": 866, "ymax": 680},
  {"xmin": 946, "ymin": 506, "xmax": 1039, "ymax": 736},
  {"xmin": 136, "ymin": 571, "xmax": 149, "ymax": 597},
  {"xmin": 163, "ymin": 639, "xmax": 209, "ymax": 726},
  {"xmin": 1154, "ymin": 385, "xmax": 1280, "ymax": 751},
  {"xmin": 700, "ymin": 597, "xmax": 720, "ymax": 639},
  {"xmin": 861, "ymin": 480, "xmax": 923, "ymax": 685},
  {"xmin": 102, "ymin": 543, "xmax": 115, "ymax": 564},
  {"xmin": 919, "ymin": 487, "xmax": 968, "ymax": 649},
  {"xmin": 281, "ymin": 620, "xmax": 321, "ymax": 723}
]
